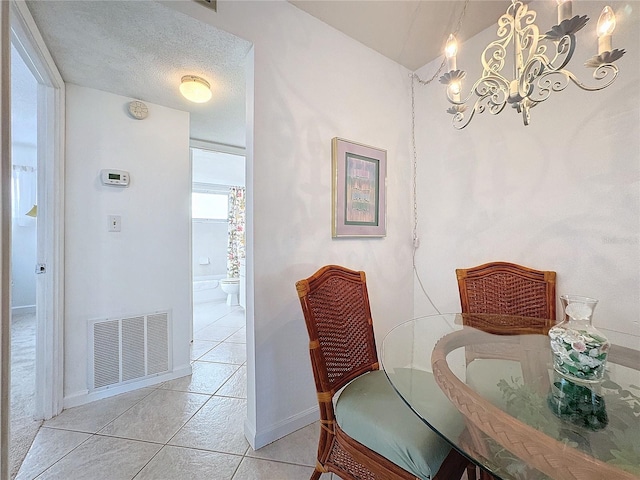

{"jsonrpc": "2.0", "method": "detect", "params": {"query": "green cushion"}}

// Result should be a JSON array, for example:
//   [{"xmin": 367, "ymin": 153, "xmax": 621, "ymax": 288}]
[{"xmin": 335, "ymin": 369, "xmax": 453, "ymax": 480}]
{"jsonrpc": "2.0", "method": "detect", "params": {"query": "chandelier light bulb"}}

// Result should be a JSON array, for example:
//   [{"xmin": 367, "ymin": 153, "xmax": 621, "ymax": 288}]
[
  {"xmin": 597, "ymin": 6, "xmax": 616, "ymax": 37},
  {"xmin": 448, "ymin": 81, "xmax": 462, "ymax": 102},
  {"xmin": 445, "ymin": 34, "xmax": 458, "ymax": 58},
  {"xmin": 445, "ymin": 34, "xmax": 458, "ymax": 71},
  {"xmin": 179, "ymin": 75, "xmax": 212, "ymax": 103}
]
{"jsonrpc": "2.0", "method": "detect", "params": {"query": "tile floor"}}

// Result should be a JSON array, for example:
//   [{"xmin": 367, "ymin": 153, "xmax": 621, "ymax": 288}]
[{"xmin": 16, "ymin": 302, "xmax": 334, "ymax": 480}]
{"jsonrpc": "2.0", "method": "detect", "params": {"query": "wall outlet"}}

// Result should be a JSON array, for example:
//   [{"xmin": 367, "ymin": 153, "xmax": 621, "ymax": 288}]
[{"xmin": 108, "ymin": 215, "xmax": 121, "ymax": 232}]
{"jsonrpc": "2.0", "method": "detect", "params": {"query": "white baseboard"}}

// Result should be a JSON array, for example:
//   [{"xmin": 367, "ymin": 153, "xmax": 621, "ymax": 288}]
[
  {"xmin": 63, "ymin": 365, "xmax": 192, "ymax": 409},
  {"xmin": 11, "ymin": 305, "xmax": 36, "ymax": 315},
  {"xmin": 245, "ymin": 405, "xmax": 319, "ymax": 450}
]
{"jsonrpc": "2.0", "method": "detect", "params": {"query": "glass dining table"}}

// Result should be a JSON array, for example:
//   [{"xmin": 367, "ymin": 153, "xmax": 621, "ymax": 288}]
[{"xmin": 381, "ymin": 313, "xmax": 640, "ymax": 480}]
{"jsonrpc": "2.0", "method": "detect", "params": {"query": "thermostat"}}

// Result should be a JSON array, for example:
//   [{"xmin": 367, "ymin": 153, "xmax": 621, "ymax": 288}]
[{"xmin": 101, "ymin": 169, "xmax": 130, "ymax": 187}]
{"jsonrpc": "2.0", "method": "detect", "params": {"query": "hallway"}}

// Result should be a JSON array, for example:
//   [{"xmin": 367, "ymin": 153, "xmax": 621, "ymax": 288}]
[{"xmin": 15, "ymin": 302, "xmax": 327, "ymax": 479}]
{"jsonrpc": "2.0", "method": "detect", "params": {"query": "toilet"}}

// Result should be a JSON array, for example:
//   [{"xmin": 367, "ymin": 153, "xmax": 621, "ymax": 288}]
[{"xmin": 220, "ymin": 277, "xmax": 240, "ymax": 306}]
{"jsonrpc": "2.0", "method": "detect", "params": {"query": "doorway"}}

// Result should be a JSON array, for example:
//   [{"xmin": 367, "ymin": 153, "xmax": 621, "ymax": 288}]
[
  {"xmin": 190, "ymin": 145, "xmax": 246, "ymax": 344},
  {"xmin": 9, "ymin": 40, "xmax": 41, "ymax": 477},
  {"xmin": 6, "ymin": 2, "xmax": 66, "ymax": 477},
  {"xmin": 190, "ymin": 144, "xmax": 247, "ymax": 401}
]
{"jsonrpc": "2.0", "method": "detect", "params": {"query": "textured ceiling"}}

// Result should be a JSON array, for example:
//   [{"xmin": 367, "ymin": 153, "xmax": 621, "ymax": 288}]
[
  {"xmin": 24, "ymin": 0, "xmax": 507, "ymax": 148},
  {"xmin": 26, "ymin": 0, "xmax": 252, "ymax": 147}
]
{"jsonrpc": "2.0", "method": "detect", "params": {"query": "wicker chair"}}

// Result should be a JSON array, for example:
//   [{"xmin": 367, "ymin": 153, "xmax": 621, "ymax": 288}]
[
  {"xmin": 455, "ymin": 261, "xmax": 556, "ymax": 480},
  {"xmin": 296, "ymin": 265, "xmax": 466, "ymax": 480}
]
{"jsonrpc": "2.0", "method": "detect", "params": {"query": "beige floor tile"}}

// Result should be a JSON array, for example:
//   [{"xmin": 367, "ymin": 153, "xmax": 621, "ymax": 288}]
[
  {"xmin": 36, "ymin": 435, "xmax": 161, "ymax": 480},
  {"xmin": 199, "ymin": 342, "xmax": 246, "ymax": 365},
  {"xmin": 195, "ymin": 324, "xmax": 242, "ymax": 342},
  {"xmin": 216, "ymin": 365, "xmax": 247, "ymax": 399},
  {"xmin": 232, "ymin": 457, "xmax": 315, "ymax": 479},
  {"xmin": 133, "ymin": 445, "xmax": 242, "ymax": 480},
  {"xmin": 192, "ymin": 302, "xmax": 231, "ymax": 332},
  {"xmin": 190, "ymin": 340, "xmax": 219, "ymax": 361},
  {"xmin": 160, "ymin": 361, "xmax": 239, "ymax": 395},
  {"xmin": 225, "ymin": 327, "xmax": 246, "ymax": 344},
  {"xmin": 213, "ymin": 311, "xmax": 246, "ymax": 329},
  {"xmin": 98, "ymin": 389, "xmax": 209, "ymax": 443},
  {"xmin": 169, "ymin": 396, "xmax": 249, "ymax": 455},
  {"xmin": 247, "ymin": 421, "xmax": 318, "ymax": 467},
  {"xmin": 15, "ymin": 427, "xmax": 92, "ymax": 480},
  {"xmin": 43, "ymin": 387, "xmax": 155, "ymax": 433}
]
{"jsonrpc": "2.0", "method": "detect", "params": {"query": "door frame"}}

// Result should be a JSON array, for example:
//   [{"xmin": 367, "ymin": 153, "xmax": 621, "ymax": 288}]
[
  {"xmin": 10, "ymin": 0, "xmax": 65, "ymax": 421},
  {"xmin": 2, "ymin": 3, "xmax": 12, "ymax": 477}
]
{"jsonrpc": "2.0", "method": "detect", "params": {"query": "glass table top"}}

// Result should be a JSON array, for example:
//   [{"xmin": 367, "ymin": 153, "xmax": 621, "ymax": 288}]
[{"xmin": 381, "ymin": 313, "xmax": 640, "ymax": 480}]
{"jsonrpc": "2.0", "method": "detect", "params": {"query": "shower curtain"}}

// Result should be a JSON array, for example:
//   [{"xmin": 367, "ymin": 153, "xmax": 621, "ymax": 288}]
[{"xmin": 227, "ymin": 187, "xmax": 245, "ymax": 278}]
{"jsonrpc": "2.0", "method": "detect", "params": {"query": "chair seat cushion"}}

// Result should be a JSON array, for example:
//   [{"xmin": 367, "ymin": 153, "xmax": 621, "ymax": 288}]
[{"xmin": 335, "ymin": 369, "xmax": 454, "ymax": 480}]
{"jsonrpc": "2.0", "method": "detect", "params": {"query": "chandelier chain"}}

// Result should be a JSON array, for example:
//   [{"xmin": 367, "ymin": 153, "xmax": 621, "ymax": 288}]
[
  {"xmin": 411, "ymin": 0, "xmax": 470, "ymax": 86},
  {"xmin": 411, "ymin": 0, "xmax": 470, "ymax": 246},
  {"xmin": 411, "ymin": 75, "xmax": 442, "ymax": 315},
  {"xmin": 410, "ymin": 1, "xmax": 468, "ymax": 315}
]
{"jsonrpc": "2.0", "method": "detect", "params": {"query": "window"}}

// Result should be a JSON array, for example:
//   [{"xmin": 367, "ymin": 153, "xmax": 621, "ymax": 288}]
[{"xmin": 191, "ymin": 191, "xmax": 228, "ymax": 221}]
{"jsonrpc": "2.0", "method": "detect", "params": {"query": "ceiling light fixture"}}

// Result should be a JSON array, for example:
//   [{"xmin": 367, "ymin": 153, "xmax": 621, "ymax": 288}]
[
  {"xmin": 440, "ymin": 0, "xmax": 625, "ymax": 129},
  {"xmin": 179, "ymin": 75, "xmax": 212, "ymax": 103}
]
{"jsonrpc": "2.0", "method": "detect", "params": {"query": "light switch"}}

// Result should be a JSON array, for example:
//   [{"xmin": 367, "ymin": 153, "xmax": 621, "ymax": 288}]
[{"xmin": 108, "ymin": 215, "xmax": 121, "ymax": 232}]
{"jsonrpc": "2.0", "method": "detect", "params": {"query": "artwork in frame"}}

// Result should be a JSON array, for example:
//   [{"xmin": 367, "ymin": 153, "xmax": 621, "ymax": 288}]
[{"xmin": 332, "ymin": 137, "xmax": 387, "ymax": 237}]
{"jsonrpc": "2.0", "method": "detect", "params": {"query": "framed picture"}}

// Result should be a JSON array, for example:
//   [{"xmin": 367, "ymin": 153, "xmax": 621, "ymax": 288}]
[{"xmin": 332, "ymin": 137, "xmax": 386, "ymax": 237}]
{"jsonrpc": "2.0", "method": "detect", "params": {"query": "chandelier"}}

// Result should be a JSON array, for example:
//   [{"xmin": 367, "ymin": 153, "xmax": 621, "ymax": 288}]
[{"xmin": 439, "ymin": 0, "xmax": 625, "ymax": 129}]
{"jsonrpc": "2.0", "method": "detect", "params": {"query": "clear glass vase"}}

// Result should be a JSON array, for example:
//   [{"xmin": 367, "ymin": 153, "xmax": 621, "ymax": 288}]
[
  {"xmin": 548, "ymin": 295, "xmax": 610, "ymax": 383},
  {"xmin": 547, "ymin": 370, "xmax": 608, "ymax": 431}
]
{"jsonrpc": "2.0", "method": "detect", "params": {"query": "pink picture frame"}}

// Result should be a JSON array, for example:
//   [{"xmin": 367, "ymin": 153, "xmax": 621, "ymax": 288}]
[{"xmin": 332, "ymin": 138, "xmax": 387, "ymax": 237}]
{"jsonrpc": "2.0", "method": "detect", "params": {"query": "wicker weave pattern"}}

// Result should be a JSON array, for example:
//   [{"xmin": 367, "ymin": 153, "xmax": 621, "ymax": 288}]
[
  {"xmin": 461, "ymin": 313, "xmax": 553, "ymax": 335},
  {"xmin": 464, "ymin": 273, "xmax": 549, "ymax": 318},
  {"xmin": 328, "ymin": 439, "xmax": 378, "ymax": 480},
  {"xmin": 457, "ymin": 262, "xmax": 556, "ymax": 322},
  {"xmin": 306, "ymin": 276, "xmax": 377, "ymax": 389}
]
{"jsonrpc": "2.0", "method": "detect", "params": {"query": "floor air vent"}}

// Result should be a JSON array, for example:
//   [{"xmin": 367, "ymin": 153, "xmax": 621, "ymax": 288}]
[{"xmin": 90, "ymin": 312, "xmax": 171, "ymax": 390}]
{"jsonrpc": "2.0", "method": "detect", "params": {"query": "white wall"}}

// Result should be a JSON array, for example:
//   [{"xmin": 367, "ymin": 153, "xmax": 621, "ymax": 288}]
[
  {"xmin": 11, "ymin": 145, "xmax": 37, "ymax": 311},
  {"xmin": 192, "ymin": 221, "xmax": 227, "ymax": 277},
  {"xmin": 64, "ymin": 85, "xmax": 192, "ymax": 404},
  {"xmin": 412, "ymin": 1, "xmax": 639, "ymax": 347},
  {"xmin": 166, "ymin": 0, "xmax": 416, "ymax": 448}
]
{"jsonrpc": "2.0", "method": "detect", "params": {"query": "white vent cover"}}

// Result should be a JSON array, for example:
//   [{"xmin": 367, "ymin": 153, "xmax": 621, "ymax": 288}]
[{"xmin": 89, "ymin": 311, "xmax": 171, "ymax": 390}]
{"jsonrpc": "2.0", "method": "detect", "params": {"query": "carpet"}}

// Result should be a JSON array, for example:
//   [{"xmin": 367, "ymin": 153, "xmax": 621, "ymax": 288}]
[{"xmin": 9, "ymin": 313, "xmax": 42, "ymax": 479}]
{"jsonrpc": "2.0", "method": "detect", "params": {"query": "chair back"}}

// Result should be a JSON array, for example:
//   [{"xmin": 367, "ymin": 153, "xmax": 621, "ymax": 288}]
[
  {"xmin": 456, "ymin": 261, "xmax": 556, "ymax": 321},
  {"xmin": 296, "ymin": 265, "xmax": 379, "ymax": 398}
]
